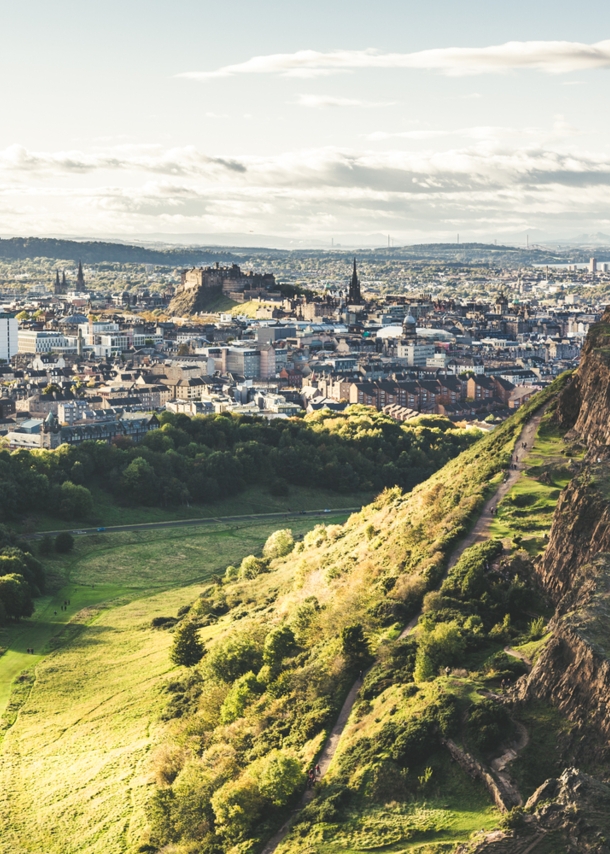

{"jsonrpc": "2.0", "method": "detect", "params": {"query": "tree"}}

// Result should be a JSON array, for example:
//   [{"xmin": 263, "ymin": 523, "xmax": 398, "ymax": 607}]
[
  {"xmin": 263, "ymin": 625, "xmax": 297, "ymax": 671},
  {"xmin": 55, "ymin": 532, "xmax": 74, "ymax": 553},
  {"xmin": 59, "ymin": 481, "xmax": 93, "ymax": 520},
  {"xmin": 263, "ymin": 529, "xmax": 294, "ymax": 560},
  {"xmin": 211, "ymin": 776, "xmax": 264, "ymax": 841},
  {"xmin": 206, "ymin": 633, "xmax": 263, "ymax": 683},
  {"xmin": 0, "ymin": 573, "xmax": 34, "ymax": 619},
  {"xmin": 341, "ymin": 623, "xmax": 370, "ymax": 665},
  {"xmin": 220, "ymin": 671, "xmax": 261, "ymax": 724},
  {"xmin": 121, "ymin": 457, "xmax": 159, "ymax": 505},
  {"xmin": 257, "ymin": 750, "xmax": 303, "ymax": 806},
  {"xmin": 170, "ymin": 620, "xmax": 205, "ymax": 668}
]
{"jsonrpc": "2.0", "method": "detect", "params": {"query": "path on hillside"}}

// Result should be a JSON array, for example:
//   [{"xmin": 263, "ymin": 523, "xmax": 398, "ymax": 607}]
[
  {"xmin": 260, "ymin": 409, "xmax": 546, "ymax": 854},
  {"xmin": 26, "ymin": 507, "xmax": 360, "ymax": 539}
]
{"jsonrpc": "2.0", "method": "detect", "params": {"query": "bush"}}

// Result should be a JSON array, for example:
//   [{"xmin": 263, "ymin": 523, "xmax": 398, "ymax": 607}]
[
  {"xmin": 269, "ymin": 478, "xmax": 289, "ymax": 496},
  {"xmin": 238, "ymin": 555, "xmax": 267, "ymax": 580},
  {"xmin": 220, "ymin": 672, "xmax": 261, "ymax": 724},
  {"xmin": 170, "ymin": 621, "xmax": 205, "ymax": 668},
  {"xmin": 206, "ymin": 633, "xmax": 264, "ymax": 683},
  {"xmin": 528, "ymin": 616, "xmax": 547, "ymax": 641},
  {"xmin": 467, "ymin": 699, "xmax": 513, "ymax": 754},
  {"xmin": 54, "ymin": 532, "xmax": 74, "ymax": 553},
  {"xmin": 414, "ymin": 620, "xmax": 466, "ymax": 681},
  {"xmin": 256, "ymin": 750, "xmax": 303, "ymax": 806},
  {"xmin": 263, "ymin": 529, "xmax": 294, "ymax": 560},
  {"xmin": 211, "ymin": 776, "xmax": 264, "ymax": 841}
]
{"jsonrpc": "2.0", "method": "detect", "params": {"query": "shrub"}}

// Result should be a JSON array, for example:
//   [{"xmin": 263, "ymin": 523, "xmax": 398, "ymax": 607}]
[
  {"xmin": 467, "ymin": 699, "xmax": 513, "ymax": 754},
  {"xmin": 55, "ymin": 532, "xmax": 74, "ymax": 553},
  {"xmin": 211, "ymin": 776, "xmax": 264, "ymax": 841},
  {"xmin": 263, "ymin": 529, "xmax": 294, "ymax": 560},
  {"xmin": 220, "ymin": 672, "xmax": 261, "ymax": 724},
  {"xmin": 269, "ymin": 478, "xmax": 289, "ymax": 496},
  {"xmin": 257, "ymin": 750, "xmax": 303, "ymax": 805},
  {"xmin": 170, "ymin": 621, "xmax": 205, "ymax": 668},
  {"xmin": 528, "ymin": 616, "xmax": 547, "ymax": 641},
  {"xmin": 238, "ymin": 555, "xmax": 266, "ymax": 580},
  {"xmin": 206, "ymin": 633, "xmax": 264, "ymax": 684},
  {"xmin": 414, "ymin": 620, "xmax": 466, "ymax": 681},
  {"xmin": 0, "ymin": 573, "xmax": 34, "ymax": 619}
]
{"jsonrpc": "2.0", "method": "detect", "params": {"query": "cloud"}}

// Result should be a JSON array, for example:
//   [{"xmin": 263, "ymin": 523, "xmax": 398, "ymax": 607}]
[
  {"xmin": 3, "ymin": 141, "xmax": 610, "ymax": 238},
  {"xmin": 294, "ymin": 94, "xmax": 394, "ymax": 108},
  {"xmin": 0, "ymin": 144, "xmax": 247, "ymax": 176},
  {"xmin": 178, "ymin": 39, "xmax": 610, "ymax": 80}
]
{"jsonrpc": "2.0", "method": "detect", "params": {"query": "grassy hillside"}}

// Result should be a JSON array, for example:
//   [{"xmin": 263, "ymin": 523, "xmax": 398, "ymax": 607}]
[
  {"xmin": 0, "ymin": 514, "xmax": 353, "ymax": 854},
  {"xmin": 133, "ymin": 377, "xmax": 570, "ymax": 854}
]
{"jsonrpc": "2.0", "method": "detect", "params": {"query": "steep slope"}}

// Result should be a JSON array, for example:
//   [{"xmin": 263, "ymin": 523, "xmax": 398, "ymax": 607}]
[{"xmin": 139, "ymin": 381, "xmax": 565, "ymax": 854}]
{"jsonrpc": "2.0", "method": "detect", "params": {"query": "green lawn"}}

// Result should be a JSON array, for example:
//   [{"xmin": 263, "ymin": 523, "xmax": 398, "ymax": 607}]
[
  {"xmin": 0, "ymin": 513, "xmax": 352, "ymax": 853},
  {"xmin": 22, "ymin": 484, "xmax": 372, "ymax": 531}
]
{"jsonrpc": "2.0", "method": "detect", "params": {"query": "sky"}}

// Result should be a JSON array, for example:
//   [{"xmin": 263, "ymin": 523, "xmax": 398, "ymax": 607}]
[{"xmin": 2, "ymin": 0, "xmax": 610, "ymax": 246}]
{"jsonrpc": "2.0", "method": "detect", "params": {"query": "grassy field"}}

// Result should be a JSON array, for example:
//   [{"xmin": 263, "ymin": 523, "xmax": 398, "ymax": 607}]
[
  {"xmin": 0, "ymin": 513, "xmax": 351, "ymax": 854},
  {"xmin": 21, "ymin": 484, "xmax": 371, "ymax": 531}
]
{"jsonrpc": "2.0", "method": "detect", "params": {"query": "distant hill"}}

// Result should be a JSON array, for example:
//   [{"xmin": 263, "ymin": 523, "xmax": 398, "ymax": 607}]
[{"xmin": 0, "ymin": 237, "xmax": 239, "ymax": 267}]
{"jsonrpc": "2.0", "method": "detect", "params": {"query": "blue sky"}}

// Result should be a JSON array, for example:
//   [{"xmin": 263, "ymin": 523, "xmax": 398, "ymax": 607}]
[{"xmin": 2, "ymin": 0, "xmax": 610, "ymax": 244}]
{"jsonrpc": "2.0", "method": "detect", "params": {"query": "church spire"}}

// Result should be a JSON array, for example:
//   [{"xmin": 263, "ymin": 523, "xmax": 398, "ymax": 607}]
[
  {"xmin": 348, "ymin": 257, "xmax": 361, "ymax": 305},
  {"xmin": 76, "ymin": 260, "xmax": 85, "ymax": 292}
]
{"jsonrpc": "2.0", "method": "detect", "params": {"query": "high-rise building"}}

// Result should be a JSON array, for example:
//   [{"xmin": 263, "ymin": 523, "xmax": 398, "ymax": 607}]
[
  {"xmin": 0, "ymin": 315, "xmax": 18, "ymax": 361},
  {"xmin": 589, "ymin": 257, "xmax": 598, "ymax": 273}
]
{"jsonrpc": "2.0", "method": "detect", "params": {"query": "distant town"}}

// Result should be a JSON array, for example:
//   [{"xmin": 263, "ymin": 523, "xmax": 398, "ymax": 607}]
[{"xmin": 0, "ymin": 243, "xmax": 606, "ymax": 450}]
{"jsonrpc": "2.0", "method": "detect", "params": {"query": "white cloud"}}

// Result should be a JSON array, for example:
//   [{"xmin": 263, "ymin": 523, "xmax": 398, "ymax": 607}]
[
  {"xmin": 3, "ymin": 141, "xmax": 610, "ymax": 237},
  {"xmin": 178, "ymin": 39, "xmax": 610, "ymax": 80},
  {"xmin": 294, "ymin": 94, "xmax": 394, "ymax": 108}
]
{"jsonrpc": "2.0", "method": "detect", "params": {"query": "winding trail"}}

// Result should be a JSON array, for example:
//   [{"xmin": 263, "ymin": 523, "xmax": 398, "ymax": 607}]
[{"xmin": 261, "ymin": 408, "xmax": 547, "ymax": 854}]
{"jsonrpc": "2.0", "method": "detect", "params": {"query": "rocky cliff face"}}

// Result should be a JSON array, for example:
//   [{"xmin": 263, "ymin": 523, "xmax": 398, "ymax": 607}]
[
  {"xmin": 459, "ymin": 769, "xmax": 610, "ymax": 853},
  {"xmin": 535, "ymin": 473, "xmax": 610, "ymax": 608},
  {"xmin": 557, "ymin": 308, "xmax": 610, "ymax": 447},
  {"xmin": 519, "ymin": 312, "xmax": 610, "ymax": 755}
]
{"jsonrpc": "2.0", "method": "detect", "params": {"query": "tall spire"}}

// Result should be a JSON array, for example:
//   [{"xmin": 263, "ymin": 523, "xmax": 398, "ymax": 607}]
[
  {"xmin": 61, "ymin": 270, "xmax": 67, "ymax": 289},
  {"xmin": 76, "ymin": 260, "xmax": 85, "ymax": 292},
  {"xmin": 54, "ymin": 270, "xmax": 60, "ymax": 294},
  {"xmin": 348, "ymin": 257, "xmax": 361, "ymax": 305}
]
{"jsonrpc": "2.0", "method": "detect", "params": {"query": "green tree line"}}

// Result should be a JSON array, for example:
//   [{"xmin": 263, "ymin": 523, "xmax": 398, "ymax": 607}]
[{"xmin": 0, "ymin": 407, "xmax": 479, "ymax": 521}]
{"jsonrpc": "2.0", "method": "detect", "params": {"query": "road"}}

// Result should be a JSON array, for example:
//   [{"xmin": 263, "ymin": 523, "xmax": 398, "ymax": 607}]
[{"xmin": 26, "ymin": 507, "xmax": 362, "ymax": 539}]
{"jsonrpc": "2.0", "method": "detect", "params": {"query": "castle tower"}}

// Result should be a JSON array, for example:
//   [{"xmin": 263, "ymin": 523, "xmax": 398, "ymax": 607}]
[
  {"xmin": 348, "ymin": 258, "xmax": 362, "ymax": 305},
  {"xmin": 76, "ymin": 260, "xmax": 85, "ymax": 292}
]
